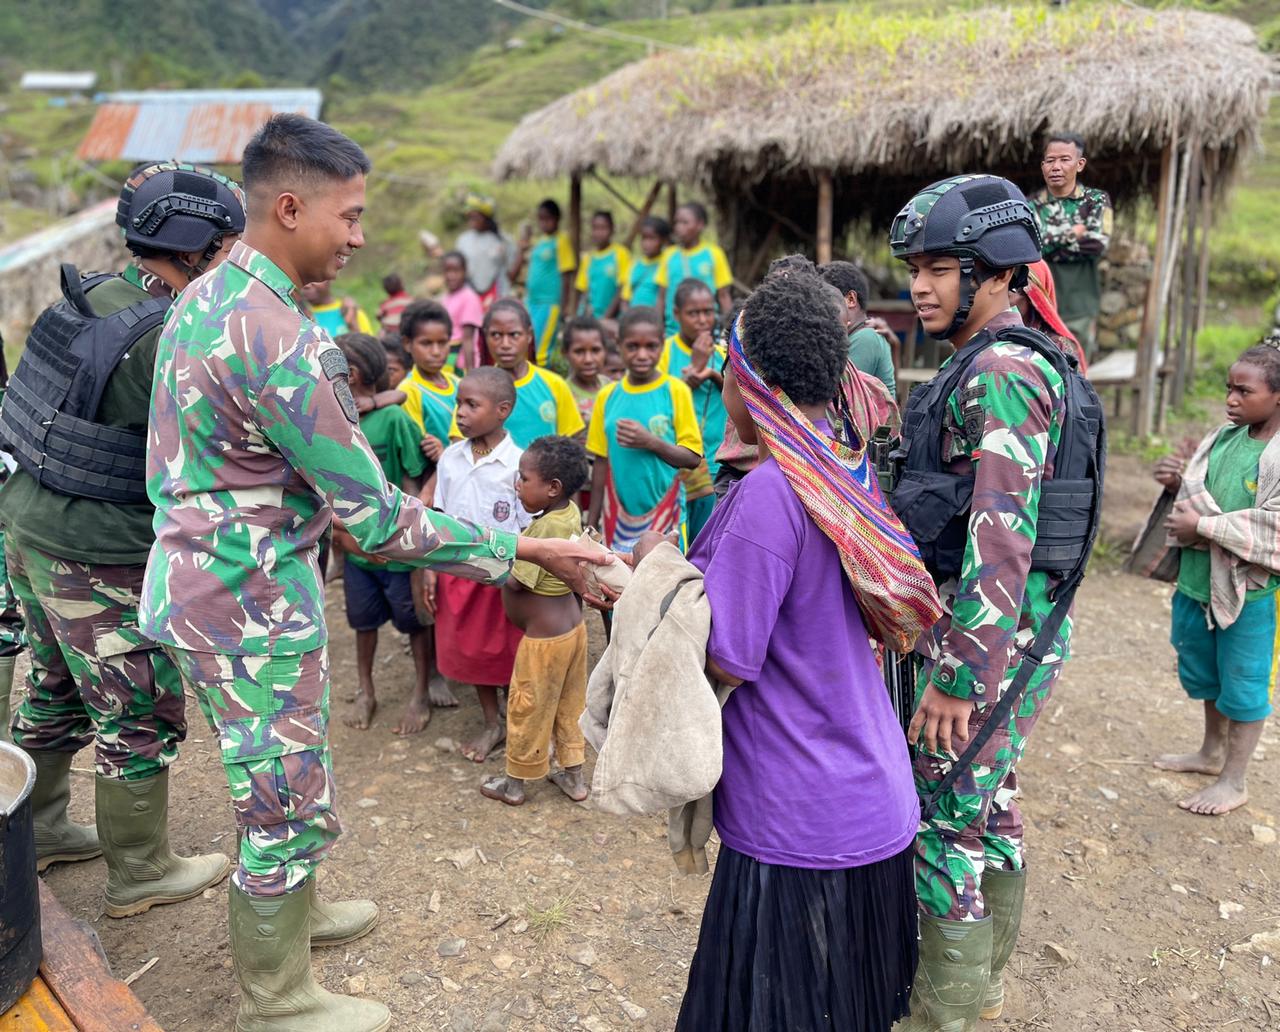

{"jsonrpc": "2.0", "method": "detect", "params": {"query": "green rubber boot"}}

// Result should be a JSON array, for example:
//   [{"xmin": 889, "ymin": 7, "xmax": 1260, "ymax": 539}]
[
  {"xmin": 979, "ymin": 866, "xmax": 1027, "ymax": 1020},
  {"xmin": 309, "ymin": 879, "xmax": 379, "ymax": 948},
  {"xmin": 895, "ymin": 914, "xmax": 992, "ymax": 1032},
  {"xmin": 230, "ymin": 882, "xmax": 391, "ymax": 1032},
  {"xmin": 0, "ymin": 654, "xmax": 14, "ymax": 743},
  {"xmin": 96, "ymin": 771, "xmax": 231, "ymax": 918},
  {"xmin": 28, "ymin": 748, "xmax": 101, "ymax": 870}
]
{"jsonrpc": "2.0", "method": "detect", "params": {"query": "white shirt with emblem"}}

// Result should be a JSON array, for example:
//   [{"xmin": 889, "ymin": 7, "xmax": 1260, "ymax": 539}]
[{"xmin": 434, "ymin": 432, "xmax": 532, "ymax": 534}]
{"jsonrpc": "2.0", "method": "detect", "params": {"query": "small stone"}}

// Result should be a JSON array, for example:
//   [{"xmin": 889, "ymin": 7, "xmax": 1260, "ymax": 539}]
[
  {"xmin": 435, "ymin": 736, "xmax": 456, "ymax": 752},
  {"xmin": 346, "ymin": 973, "xmax": 368, "ymax": 994},
  {"xmin": 1043, "ymin": 941, "xmax": 1076, "ymax": 967},
  {"xmin": 492, "ymin": 952, "xmax": 517, "ymax": 972},
  {"xmin": 1230, "ymin": 928, "xmax": 1280, "ymax": 954},
  {"xmin": 511, "ymin": 918, "xmax": 529, "ymax": 935},
  {"xmin": 399, "ymin": 971, "xmax": 424, "ymax": 986},
  {"xmin": 1098, "ymin": 787, "xmax": 1119, "ymax": 801},
  {"xmin": 581, "ymin": 1019, "xmax": 610, "ymax": 1032},
  {"xmin": 202, "ymin": 887, "xmax": 218, "ymax": 900},
  {"xmin": 355, "ymin": 797, "xmax": 378, "ymax": 809},
  {"xmin": 620, "ymin": 999, "xmax": 648, "ymax": 1022},
  {"xmin": 1057, "ymin": 743, "xmax": 1083, "ymax": 757},
  {"xmin": 569, "ymin": 944, "xmax": 598, "ymax": 967},
  {"xmin": 428, "ymin": 890, "xmax": 441, "ymax": 913},
  {"xmin": 1251, "ymin": 824, "xmax": 1276, "ymax": 846},
  {"xmin": 438, "ymin": 937, "xmax": 467, "ymax": 957},
  {"xmin": 446, "ymin": 846, "xmax": 477, "ymax": 871},
  {"xmin": 449, "ymin": 1010, "xmax": 474, "ymax": 1032},
  {"xmin": 1171, "ymin": 884, "xmax": 1189, "ymax": 895},
  {"xmin": 1220, "ymin": 901, "xmax": 1245, "ymax": 920},
  {"xmin": 510, "ymin": 996, "xmax": 535, "ymax": 1019},
  {"xmin": 1081, "ymin": 838, "xmax": 1109, "ymax": 860},
  {"xmin": 440, "ymin": 976, "xmax": 462, "ymax": 993}
]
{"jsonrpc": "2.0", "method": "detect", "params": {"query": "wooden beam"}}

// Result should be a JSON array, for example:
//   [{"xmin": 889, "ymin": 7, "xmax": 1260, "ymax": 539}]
[
  {"xmin": 1171, "ymin": 146, "xmax": 1203, "ymax": 410},
  {"xmin": 816, "ymin": 170, "xmax": 834, "ymax": 265},
  {"xmin": 623, "ymin": 180, "xmax": 664, "ymax": 247},
  {"xmin": 665, "ymin": 181, "xmax": 677, "ymax": 224},
  {"xmin": 1135, "ymin": 131, "xmax": 1178, "ymax": 437},
  {"xmin": 1193, "ymin": 152, "xmax": 1215, "ymax": 342},
  {"xmin": 587, "ymin": 169, "xmax": 641, "ymax": 216},
  {"xmin": 567, "ymin": 172, "xmax": 582, "ymax": 316}
]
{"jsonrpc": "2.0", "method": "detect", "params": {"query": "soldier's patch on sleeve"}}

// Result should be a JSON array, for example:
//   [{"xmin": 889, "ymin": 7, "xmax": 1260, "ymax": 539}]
[
  {"xmin": 319, "ymin": 346, "xmax": 358, "ymax": 424},
  {"xmin": 960, "ymin": 383, "xmax": 987, "ymax": 444}
]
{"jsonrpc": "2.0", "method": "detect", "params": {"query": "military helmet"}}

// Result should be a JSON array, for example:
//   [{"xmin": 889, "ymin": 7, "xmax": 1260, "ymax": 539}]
[
  {"xmin": 889, "ymin": 174, "xmax": 1041, "ymax": 268},
  {"xmin": 116, "ymin": 161, "xmax": 246, "ymax": 256}
]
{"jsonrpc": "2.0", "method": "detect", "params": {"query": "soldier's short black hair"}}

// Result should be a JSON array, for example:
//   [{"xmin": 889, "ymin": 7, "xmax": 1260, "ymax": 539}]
[
  {"xmin": 523, "ymin": 435, "xmax": 591, "ymax": 496},
  {"xmin": 400, "ymin": 299, "xmax": 452, "ymax": 342},
  {"xmin": 461, "ymin": 366, "xmax": 517, "ymax": 408},
  {"xmin": 1045, "ymin": 131, "xmax": 1087, "ymax": 158},
  {"xmin": 591, "ymin": 210, "xmax": 614, "ymax": 229},
  {"xmin": 1237, "ymin": 334, "xmax": 1280, "ymax": 392},
  {"xmin": 562, "ymin": 315, "xmax": 604, "ymax": 352},
  {"xmin": 740, "ymin": 272, "xmax": 846, "ymax": 407},
  {"xmin": 677, "ymin": 201, "xmax": 709, "ymax": 226},
  {"xmin": 336, "ymin": 332, "xmax": 387, "ymax": 392},
  {"xmin": 673, "ymin": 277, "xmax": 713, "ymax": 312},
  {"xmin": 242, "ymin": 114, "xmax": 371, "ymax": 196},
  {"xmin": 818, "ymin": 260, "xmax": 870, "ymax": 309},
  {"xmin": 537, "ymin": 198, "xmax": 561, "ymax": 221},
  {"xmin": 618, "ymin": 306, "xmax": 663, "ymax": 342}
]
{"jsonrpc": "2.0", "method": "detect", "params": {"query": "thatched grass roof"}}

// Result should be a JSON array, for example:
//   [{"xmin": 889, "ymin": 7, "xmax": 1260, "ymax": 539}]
[{"xmin": 494, "ymin": 4, "xmax": 1271, "ymax": 226}]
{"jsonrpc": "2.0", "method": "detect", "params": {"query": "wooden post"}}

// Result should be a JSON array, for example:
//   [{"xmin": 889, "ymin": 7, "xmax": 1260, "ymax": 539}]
[
  {"xmin": 1135, "ymin": 132, "xmax": 1178, "ymax": 437},
  {"xmin": 1193, "ymin": 153, "xmax": 1215, "ymax": 341},
  {"xmin": 1156, "ymin": 140, "xmax": 1193, "ymax": 430},
  {"xmin": 666, "ymin": 181, "xmax": 678, "ymax": 224},
  {"xmin": 623, "ymin": 180, "xmax": 664, "ymax": 247},
  {"xmin": 816, "ymin": 171, "xmax": 834, "ymax": 266},
  {"xmin": 1171, "ymin": 147, "xmax": 1202, "ymax": 410},
  {"xmin": 567, "ymin": 172, "xmax": 582, "ymax": 316}
]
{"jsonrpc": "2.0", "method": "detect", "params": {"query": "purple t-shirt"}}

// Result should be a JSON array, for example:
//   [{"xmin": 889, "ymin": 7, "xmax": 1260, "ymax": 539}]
[{"xmin": 687, "ymin": 452, "xmax": 918, "ymax": 869}]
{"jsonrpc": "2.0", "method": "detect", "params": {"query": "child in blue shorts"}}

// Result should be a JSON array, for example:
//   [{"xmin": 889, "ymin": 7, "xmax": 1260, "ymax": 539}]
[{"xmin": 1154, "ymin": 335, "xmax": 1280, "ymax": 815}]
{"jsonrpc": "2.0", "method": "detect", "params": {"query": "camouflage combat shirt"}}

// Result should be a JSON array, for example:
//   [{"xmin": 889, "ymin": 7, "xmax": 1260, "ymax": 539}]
[
  {"xmin": 1028, "ymin": 184, "xmax": 1113, "ymax": 322},
  {"xmin": 140, "ymin": 241, "xmax": 515, "ymax": 656},
  {"xmin": 917, "ymin": 309, "xmax": 1072, "ymax": 701}
]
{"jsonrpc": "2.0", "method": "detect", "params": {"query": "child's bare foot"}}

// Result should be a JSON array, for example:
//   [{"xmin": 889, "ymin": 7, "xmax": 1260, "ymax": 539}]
[
  {"xmin": 394, "ymin": 697, "xmax": 431, "ymax": 736},
  {"xmin": 479, "ymin": 775, "xmax": 525, "ymax": 806},
  {"xmin": 461, "ymin": 723, "xmax": 505, "ymax": 762},
  {"xmin": 1154, "ymin": 749, "xmax": 1225, "ymax": 775},
  {"xmin": 428, "ymin": 676, "xmax": 459, "ymax": 708},
  {"xmin": 1178, "ymin": 778, "xmax": 1248, "ymax": 816},
  {"xmin": 343, "ymin": 693, "xmax": 376, "ymax": 730},
  {"xmin": 547, "ymin": 766, "xmax": 588, "ymax": 802}
]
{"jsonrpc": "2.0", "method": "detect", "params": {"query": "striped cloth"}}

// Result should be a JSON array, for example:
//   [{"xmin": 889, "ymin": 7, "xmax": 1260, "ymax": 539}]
[{"xmin": 728, "ymin": 319, "xmax": 942, "ymax": 653}]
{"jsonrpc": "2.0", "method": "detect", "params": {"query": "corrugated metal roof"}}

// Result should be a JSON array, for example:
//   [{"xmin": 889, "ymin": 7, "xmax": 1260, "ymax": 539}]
[
  {"xmin": 77, "ymin": 89, "xmax": 323, "ymax": 164},
  {"xmin": 21, "ymin": 70, "xmax": 97, "ymax": 91}
]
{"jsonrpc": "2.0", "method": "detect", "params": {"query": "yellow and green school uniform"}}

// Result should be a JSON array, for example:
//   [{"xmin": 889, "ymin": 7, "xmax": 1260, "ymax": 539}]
[
  {"xmin": 586, "ymin": 373, "xmax": 702, "ymax": 554},
  {"xmin": 624, "ymin": 246, "xmax": 673, "ymax": 310},
  {"xmin": 400, "ymin": 366, "xmax": 459, "ymax": 446},
  {"xmin": 575, "ymin": 242, "xmax": 631, "ymax": 318},
  {"xmin": 450, "ymin": 365, "xmax": 584, "ymax": 449},
  {"xmin": 659, "ymin": 334, "xmax": 728, "ymax": 542},
  {"xmin": 654, "ymin": 241, "xmax": 733, "ymax": 335},
  {"xmin": 526, "ymin": 231, "xmax": 577, "ymax": 365}
]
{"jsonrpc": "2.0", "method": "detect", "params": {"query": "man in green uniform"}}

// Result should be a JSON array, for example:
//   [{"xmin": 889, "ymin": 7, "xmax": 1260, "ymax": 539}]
[
  {"xmin": 1028, "ymin": 131, "xmax": 1113, "ymax": 358},
  {"xmin": 0, "ymin": 163, "xmax": 245, "ymax": 917},
  {"xmin": 889, "ymin": 176, "xmax": 1077, "ymax": 1031},
  {"xmin": 141, "ymin": 114, "xmax": 612, "ymax": 1032}
]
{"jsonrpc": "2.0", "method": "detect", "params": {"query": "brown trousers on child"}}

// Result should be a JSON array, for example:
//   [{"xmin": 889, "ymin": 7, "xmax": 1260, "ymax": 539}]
[{"xmin": 506, "ymin": 622, "xmax": 588, "ymax": 780}]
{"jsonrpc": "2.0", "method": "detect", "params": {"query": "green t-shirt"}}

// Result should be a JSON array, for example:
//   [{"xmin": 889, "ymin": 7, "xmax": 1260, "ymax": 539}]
[
  {"xmin": 1177, "ymin": 425, "xmax": 1280, "ymax": 603},
  {"xmin": 0, "ymin": 271, "xmax": 163, "ymax": 565},
  {"xmin": 847, "ymin": 324, "xmax": 896, "ymax": 397},
  {"xmin": 348, "ymin": 404, "xmax": 426, "ymax": 572}
]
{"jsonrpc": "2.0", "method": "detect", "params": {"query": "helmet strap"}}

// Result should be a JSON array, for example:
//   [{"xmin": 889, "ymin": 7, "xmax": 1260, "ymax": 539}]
[{"xmin": 938, "ymin": 257, "xmax": 985, "ymax": 340}]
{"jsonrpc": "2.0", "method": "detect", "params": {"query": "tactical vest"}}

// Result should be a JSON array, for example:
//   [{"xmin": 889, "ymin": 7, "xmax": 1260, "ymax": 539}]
[
  {"xmin": 891, "ymin": 325, "xmax": 1105, "ymax": 583},
  {"xmin": 0, "ymin": 264, "xmax": 169, "ymax": 505}
]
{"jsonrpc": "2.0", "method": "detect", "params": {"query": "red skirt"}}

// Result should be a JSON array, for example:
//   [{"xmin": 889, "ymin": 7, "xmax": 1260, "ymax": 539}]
[{"xmin": 434, "ymin": 574, "xmax": 523, "ymax": 686}]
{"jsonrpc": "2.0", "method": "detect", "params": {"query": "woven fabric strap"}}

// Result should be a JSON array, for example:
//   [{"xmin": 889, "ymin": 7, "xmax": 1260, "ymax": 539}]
[{"xmin": 728, "ymin": 318, "xmax": 942, "ymax": 652}]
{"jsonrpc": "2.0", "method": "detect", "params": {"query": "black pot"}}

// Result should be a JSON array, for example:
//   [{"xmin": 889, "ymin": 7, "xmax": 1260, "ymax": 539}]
[{"xmin": 0, "ymin": 742, "xmax": 41, "ymax": 1015}]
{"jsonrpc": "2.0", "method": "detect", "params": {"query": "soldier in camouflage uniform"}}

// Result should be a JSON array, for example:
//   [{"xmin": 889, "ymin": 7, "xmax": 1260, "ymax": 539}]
[
  {"xmin": 0, "ymin": 164, "xmax": 244, "ymax": 918},
  {"xmin": 142, "ymin": 114, "xmax": 613, "ymax": 1032},
  {"xmin": 889, "ymin": 176, "xmax": 1073, "ymax": 1031},
  {"xmin": 0, "ymin": 346, "xmax": 26, "ymax": 743},
  {"xmin": 1028, "ymin": 131, "xmax": 1113, "ymax": 358}
]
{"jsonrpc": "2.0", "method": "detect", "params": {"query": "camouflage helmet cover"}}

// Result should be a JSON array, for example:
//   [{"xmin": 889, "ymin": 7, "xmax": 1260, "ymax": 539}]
[
  {"xmin": 116, "ymin": 161, "xmax": 247, "ymax": 256},
  {"xmin": 890, "ymin": 174, "xmax": 1041, "ymax": 268}
]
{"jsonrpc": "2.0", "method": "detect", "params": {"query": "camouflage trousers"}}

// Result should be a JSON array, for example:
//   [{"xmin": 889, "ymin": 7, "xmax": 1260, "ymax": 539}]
[
  {"xmin": 0, "ymin": 530, "xmax": 26, "ymax": 659},
  {"xmin": 911, "ymin": 658, "xmax": 1062, "ymax": 922},
  {"xmin": 165, "ymin": 646, "xmax": 339, "ymax": 897},
  {"xmin": 8, "ymin": 541, "xmax": 186, "ymax": 780}
]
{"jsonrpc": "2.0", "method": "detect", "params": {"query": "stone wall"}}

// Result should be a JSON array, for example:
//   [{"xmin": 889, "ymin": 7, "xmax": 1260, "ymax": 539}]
[{"xmin": 1095, "ymin": 237, "xmax": 1152, "ymax": 352}]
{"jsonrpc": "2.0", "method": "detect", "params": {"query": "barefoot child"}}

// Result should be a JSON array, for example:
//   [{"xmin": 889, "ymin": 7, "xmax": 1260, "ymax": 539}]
[
  {"xmin": 440, "ymin": 251, "xmax": 485, "ymax": 372},
  {"xmin": 332, "ymin": 333, "xmax": 435, "ymax": 735},
  {"xmin": 513, "ymin": 199, "xmax": 576, "ymax": 366},
  {"xmin": 427, "ymin": 368, "xmax": 531, "ymax": 761},
  {"xmin": 1153, "ymin": 336, "xmax": 1280, "ymax": 816},
  {"xmin": 482, "ymin": 435, "xmax": 592, "ymax": 806},
  {"xmin": 399, "ymin": 300, "xmax": 460, "ymax": 465},
  {"xmin": 587, "ymin": 306, "xmax": 702, "ymax": 553}
]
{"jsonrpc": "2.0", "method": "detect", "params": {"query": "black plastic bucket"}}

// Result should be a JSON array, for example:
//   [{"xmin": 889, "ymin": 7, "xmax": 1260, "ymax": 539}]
[{"xmin": 0, "ymin": 742, "xmax": 41, "ymax": 1015}]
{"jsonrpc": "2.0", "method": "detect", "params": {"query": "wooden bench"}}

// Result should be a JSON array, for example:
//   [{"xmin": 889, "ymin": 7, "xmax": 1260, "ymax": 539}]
[
  {"xmin": 1086, "ymin": 348, "xmax": 1171, "ymax": 422},
  {"xmin": 0, "ymin": 881, "xmax": 161, "ymax": 1032}
]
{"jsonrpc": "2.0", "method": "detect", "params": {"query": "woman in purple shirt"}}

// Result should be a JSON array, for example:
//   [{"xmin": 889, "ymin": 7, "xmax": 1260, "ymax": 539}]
[{"xmin": 657, "ymin": 272, "xmax": 921, "ymax": 1031}]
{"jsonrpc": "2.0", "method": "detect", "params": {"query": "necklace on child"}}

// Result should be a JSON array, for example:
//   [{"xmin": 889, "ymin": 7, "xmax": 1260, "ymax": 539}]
[{"xmin": 470, "ymin": 440, "xmax": 495, "ymax": 458}]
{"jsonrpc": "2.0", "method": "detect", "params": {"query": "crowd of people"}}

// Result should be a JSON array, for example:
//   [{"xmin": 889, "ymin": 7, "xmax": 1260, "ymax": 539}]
[{"xmin": 0, "ymin": 110, "xmax": 1273, "ymax": 1032}]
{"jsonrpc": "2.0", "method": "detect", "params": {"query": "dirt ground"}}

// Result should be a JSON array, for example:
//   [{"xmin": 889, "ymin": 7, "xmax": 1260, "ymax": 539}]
[{"xmin": 38, "ymin": 446, "xmax": 1280, "ymax": 1032}]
